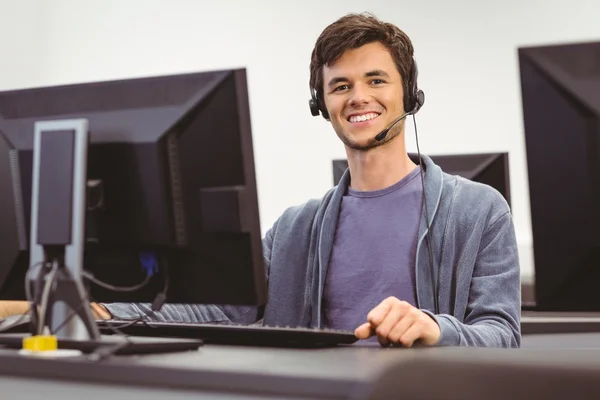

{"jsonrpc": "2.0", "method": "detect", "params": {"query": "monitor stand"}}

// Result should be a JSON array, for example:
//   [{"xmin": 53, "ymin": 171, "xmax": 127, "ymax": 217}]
[{"xmin": 0, "ymin": 119, "xmax": 202, "ymax": 356}]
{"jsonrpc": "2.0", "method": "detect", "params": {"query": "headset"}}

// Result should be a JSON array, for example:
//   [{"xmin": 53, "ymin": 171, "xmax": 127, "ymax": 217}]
[{"xmin": 308, "ymin": 56, "xmax": 439, "ymax": 314}]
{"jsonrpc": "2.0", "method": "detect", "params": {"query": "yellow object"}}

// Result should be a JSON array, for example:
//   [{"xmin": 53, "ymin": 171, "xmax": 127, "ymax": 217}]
[{"xmin": 22, "ymin": 335, "xmax": 58, "ymax": 352}]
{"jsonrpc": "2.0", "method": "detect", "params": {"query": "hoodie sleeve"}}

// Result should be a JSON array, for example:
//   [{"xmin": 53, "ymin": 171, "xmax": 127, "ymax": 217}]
[
  {"xmin": 103, "ymin": 221, "xmax": 278, "ymax": 324},
  {"xmin": 423, "ymin": 211, "xmax": 521, "ymax": 348}
]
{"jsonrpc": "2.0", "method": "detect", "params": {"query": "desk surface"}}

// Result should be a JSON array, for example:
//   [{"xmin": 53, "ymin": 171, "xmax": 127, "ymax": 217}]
[
  {"xmin": 3, "ymin": 334, "xmax": 600, "ymax": 400},
  {"xmin": 0, "ymin": 344, "xmax": 401, "ymax": 399}
]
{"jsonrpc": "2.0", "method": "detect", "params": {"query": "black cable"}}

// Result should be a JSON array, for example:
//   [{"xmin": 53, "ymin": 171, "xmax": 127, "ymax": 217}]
[
  {"xmin": 51, "ymin": 291, "xmax": 149, "ymax": 361},
  {"xmin": 413, "ymin": 114, "xmax": 439, "ymax": 315},
  {"xmin": 0, "ymin": 312, "xmax": 30, "ymax": 333},
  {"xmin": 50, "ymin": 300, "xmax": 130, "ymax": 362},
  {"xmin": 44, "ymin": 254, "xmax": 165, "ymax": 360},
  {"xmin": 86, "ymin": 293, "xmax": 149, "ymax": 331},
  {"xmin": 50, "ymin": 284, "xmax": 149, "ymax": 335},
  {"xmin": 24, "ymin": 261, "xmax": 46, "ymax": 303},
  {"xmin": 50, "ymin": 300, "xmax": 87, "ymax": 335},
  {"xmin": 102, "ymin": 317, "xmax": 150, "ymax": 331},
  {"xmin": 86, "ymin": 294, "xmax": 151, "ymax": 362},
  {"xmin": 51, "ymin": 266, "xmax": 158, "ymax": 336},
  {"xmin": 24, "ymin": 261, "xmax": 47, "ymax": 333},
  {"xmin": 31, "ymin": 261, "xmax": 54, "ymax": 330},
  {"xmin": 152, "ymin": 254, "xmax": 169, "ymax": 312},
  {"xmin": 37, "ymin": 261, "xmax": 59, "ymax": 335},
  {"xmin": 50, "ymin": 295, "xmax": 145, "ymax": 336},
  {"xmin": 82, "ymin": 270, "xmax": 151, "ymax": 292},
  {"xmin": 81, "ymin": 258, "xmax": 164, "ymax": 311}
]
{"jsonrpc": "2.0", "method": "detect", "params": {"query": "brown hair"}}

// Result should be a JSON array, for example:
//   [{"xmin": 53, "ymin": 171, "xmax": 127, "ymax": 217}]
[{"xmin": 309, "ymin": 13, "xmax": 415, "ymax": 118}]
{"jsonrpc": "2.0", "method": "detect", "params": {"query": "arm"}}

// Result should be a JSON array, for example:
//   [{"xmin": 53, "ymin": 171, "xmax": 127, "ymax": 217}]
[
  {"xmin": 0, "ymin": 301, "xmax": 30, "ymax": 319},
  {"xmin": 0, "ymin": 301, "xmax": 110, "ymax": 320},
  {"xmin": 428, "ymin": 211, "xmax": 521, "ymax": 347},
  {"xmin": 102, "ymin": 302, "xmax": 260, "ymax": 324}
]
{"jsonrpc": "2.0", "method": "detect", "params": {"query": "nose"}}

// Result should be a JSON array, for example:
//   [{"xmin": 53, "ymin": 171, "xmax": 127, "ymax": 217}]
[{"xmin": 348, "ymin": 83, "xmax": 371, "ymax": 107}]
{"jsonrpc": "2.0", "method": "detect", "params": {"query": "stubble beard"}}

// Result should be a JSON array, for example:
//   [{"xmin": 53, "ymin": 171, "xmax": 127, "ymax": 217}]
[{"xmin": 337, "ymin": 122, "xmax": 404, "ymax": 152}]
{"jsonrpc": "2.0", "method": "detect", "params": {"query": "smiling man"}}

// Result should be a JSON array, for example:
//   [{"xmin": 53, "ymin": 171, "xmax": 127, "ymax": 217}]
[
  {"xmin": 302, "ymin": 13, "xmax": 521, "ymax": 347},
  {"xmin": 311, "ymin": 37, "xmax": 435, "ymax": 346},
  {"xmin": 0, "ymin": 13, "xmax": 521, "ymax": 348}
]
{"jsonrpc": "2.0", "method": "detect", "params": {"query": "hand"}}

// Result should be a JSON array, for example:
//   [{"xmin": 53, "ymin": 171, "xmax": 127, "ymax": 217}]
[
  {"xmin": 90, "ymin": 303, "xmax": 112, "ymax": 320},
  {"xmin": 0, "ymin": 301, "xmax": 29, "ymax": 319},
  {"xmin": 355, "ymin": 297, "xmax": 441, "ymax": 347}
]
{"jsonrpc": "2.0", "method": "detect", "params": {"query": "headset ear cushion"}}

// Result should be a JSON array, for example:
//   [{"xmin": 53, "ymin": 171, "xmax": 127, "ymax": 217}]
[
  {"xmin": 416, "ymin": 90, "xmax": 425, "ymax": 108},
  {"xmin": 309, "ymin": 89, "xmax": 330, "ymax": 119},
  {"xmin": 309, "ymin": 98, "xmax": 321, "ymax": 116},
  {"xmin": 412, "ymin": 89, "xmax": 424, "ymax": 113}
]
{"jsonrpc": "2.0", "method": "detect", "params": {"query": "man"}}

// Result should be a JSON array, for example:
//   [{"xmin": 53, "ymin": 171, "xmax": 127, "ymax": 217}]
[{"xmin": 1, "ymin": 13, "xmax": 521, "ymax": 348}]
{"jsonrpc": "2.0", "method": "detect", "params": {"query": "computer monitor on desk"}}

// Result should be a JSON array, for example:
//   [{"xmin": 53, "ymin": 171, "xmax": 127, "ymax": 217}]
[
  {"xmin": 0, "ymin": 68, "xmax": 266, "ymax": 347},
  {"xmin": 520, "ymin": 41, "xmax": 600, "ymax": 311}
]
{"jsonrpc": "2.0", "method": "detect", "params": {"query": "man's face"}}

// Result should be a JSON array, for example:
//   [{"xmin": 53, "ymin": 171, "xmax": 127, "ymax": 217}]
[{"xmin": 322, "ymin": 42, "xmax": 405, "ymax": 151}]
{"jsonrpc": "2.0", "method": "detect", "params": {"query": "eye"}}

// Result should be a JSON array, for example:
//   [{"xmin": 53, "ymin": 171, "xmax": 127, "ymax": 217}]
[
  {"xmin": 370, "ymin": 79, "xmax": 385, "ymax": 85},
  {"xmin": 333, "ymin": 85, "xmax": 350, "ymax": 92}
]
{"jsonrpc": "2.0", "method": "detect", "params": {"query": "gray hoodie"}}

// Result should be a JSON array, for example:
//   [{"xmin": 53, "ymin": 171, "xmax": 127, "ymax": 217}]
[{"xmin": 105, "ymin": 154, "xmax": 521, "ymax": 347}]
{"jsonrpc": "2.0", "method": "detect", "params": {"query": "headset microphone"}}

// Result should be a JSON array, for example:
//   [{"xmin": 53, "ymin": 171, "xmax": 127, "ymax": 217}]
[
  {"xmin": 373, "ymin": 88, "xmax": 425, "ymax": 142},
  {"xmin": 374, "ymin": 111, "xmax": 411, "ymax": 141}
]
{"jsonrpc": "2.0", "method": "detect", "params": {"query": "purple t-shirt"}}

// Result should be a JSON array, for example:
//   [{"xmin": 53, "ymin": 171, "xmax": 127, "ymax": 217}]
[{"xmin": 323, "ymin": 166, "xmax": 423, "ymax": 334}]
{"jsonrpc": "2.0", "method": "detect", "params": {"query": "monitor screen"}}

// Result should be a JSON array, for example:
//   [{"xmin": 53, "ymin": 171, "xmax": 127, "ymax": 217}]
[
  {"xmin": 520, "ymin": 41, "xmax": 600, "ymax": 311},
  {"xmin": 0, "ymin": 69, "xmax": 267, "ymax": 307}
]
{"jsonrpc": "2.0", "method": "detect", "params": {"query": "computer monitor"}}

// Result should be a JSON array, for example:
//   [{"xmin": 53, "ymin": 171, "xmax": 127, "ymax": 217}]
[
  {"xmin": 0, "ymin": 69, "xmax": 266, "ymax": 320},
  {"xmin": 332, "ymin": 152, "xmax": 511, "ymax": 207},
  {"xmin": 520, "ymin": 41, "xmax": 600, "ymax": 311}
]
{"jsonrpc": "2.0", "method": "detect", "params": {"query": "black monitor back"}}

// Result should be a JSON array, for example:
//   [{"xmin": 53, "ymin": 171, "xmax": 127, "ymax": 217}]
[
  {"xmin": 520, "ymin": 41, "xmax": 600, "ymax": 311},
  {"xmin": 0, "ymin": 69, "xmax": 266, "ymax": 306},
  {"xmin": 332, "ymin": 153, "xmax": 511, "ymax": 207}
]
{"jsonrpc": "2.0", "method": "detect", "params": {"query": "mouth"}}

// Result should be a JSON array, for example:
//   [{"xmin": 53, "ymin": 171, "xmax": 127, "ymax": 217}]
[{"xmin": 346, "ymin": 112, "xmax": 381, "ymax": 125}]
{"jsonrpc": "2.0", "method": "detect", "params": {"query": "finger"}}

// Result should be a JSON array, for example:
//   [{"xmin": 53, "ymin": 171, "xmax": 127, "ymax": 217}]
[
  {"xmin": 355, "ymin": 322, "xmax": 374, "ymax": 339},
  {"xmin": 375, "ymin": 302, "xmax": 410, "ymax": 346},
  {"xmin": 367, "ymin": 302, "xmax": 392, "ymax": 327},
  {"xmin": 388, "ymin": 310, "xmax": 419, "ymax": 344},
  {"xmin": 398, "ymin": 319, "xmax": 426, "ymax": 348},
  {"xmin": 368, "ymin": 296, "xmax": 402, "ymax": 326}
]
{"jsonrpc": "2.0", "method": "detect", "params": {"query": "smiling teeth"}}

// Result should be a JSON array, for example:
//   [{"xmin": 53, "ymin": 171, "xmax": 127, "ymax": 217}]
[{"xmin": 349, "ymin": 113, "xmax": 379, "ymax": 123}]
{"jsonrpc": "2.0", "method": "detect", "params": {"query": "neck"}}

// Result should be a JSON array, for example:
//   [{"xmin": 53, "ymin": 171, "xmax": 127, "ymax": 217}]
[{"xmin": 346, "ymin": 135, "xmax": 416, "ymax": 192}]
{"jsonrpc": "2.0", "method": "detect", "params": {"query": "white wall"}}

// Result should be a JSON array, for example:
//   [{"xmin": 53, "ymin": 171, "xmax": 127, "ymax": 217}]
[
  {"xmin": 0, "ymin": 1, "xmax": 42, "ymax": 90},
  {"xmin": 4, "ymin": 0, "xmax": 600, "ymax": 279}
]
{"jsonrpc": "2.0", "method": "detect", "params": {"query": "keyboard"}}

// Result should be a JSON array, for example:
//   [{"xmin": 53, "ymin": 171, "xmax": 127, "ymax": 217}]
[{"xmin": 98, "ymin": 320, "xmax": 358, "ymax": 348}]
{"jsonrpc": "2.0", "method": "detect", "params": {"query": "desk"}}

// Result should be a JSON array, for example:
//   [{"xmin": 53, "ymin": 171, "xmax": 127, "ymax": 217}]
[
  {"xmin": 0, "ymin": 344, "xmax": 414, "ymax": 399},
  {"xmin": 2, "ymin": 339, "xmax": 600, "ymax": 400}
]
